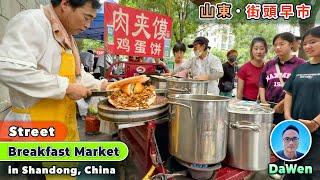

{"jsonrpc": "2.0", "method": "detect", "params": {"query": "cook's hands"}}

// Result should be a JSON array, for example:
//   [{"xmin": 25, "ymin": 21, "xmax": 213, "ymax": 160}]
[
  {"xmin": 299, "ymin": 119, "xmax": 319, "ymax": 133},
  {"xmin": 273, "ymin": 103, "xmax": 284, "ymax": 113},
  {"xmin": 100, "ymin": 80, "xmax": 110, "ymax": 91},
  {"xmin": 66, "ymin": 84, "xmax": 91, "ymax": 100},
  {"xmin": 194, "ymin": 75, "xmax": 209, "ymax": 80}
]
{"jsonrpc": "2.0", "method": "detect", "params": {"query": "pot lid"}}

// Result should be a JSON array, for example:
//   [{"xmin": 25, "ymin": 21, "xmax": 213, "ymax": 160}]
[
  {"xmin": 150, "ymin": 75, "xmax": 168, "ymax": 80},
  {"xmin": 167, "ymin": 77, "xmax": 209, "ymax": 83},
  {"xmin": 227, "ymin": 100, "xmax": 274, "ymax": 115},
  {"xmin": 168, "ymin": 94, "xmax": 230, "ymax": 102}
]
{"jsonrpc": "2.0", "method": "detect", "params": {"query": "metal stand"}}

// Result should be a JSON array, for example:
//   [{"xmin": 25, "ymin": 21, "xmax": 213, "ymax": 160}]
[{"xmin": 119, "ymin": 118, "xmax": 277, "ymax": 179}]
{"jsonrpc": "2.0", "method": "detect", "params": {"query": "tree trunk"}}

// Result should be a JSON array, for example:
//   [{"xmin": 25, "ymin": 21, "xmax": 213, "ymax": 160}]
[{"xmin": 179, "ymin": 22, "xmax": 184, "ymax": 41}]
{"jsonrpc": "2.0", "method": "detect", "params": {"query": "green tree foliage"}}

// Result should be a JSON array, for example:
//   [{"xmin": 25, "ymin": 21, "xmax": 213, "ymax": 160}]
[
  {"xmin": 116, "ymin": 0, "xmax": 320, "ymax": 62},
  {"xmin": 226, "ymin": 0, "xmax": 320, "ymax": 59},
  {"xmin": 81, "ymin": 39, "xmax": 104, "ymax": 52},
  {"xmin": 211, "ymin": 48, "xmax": 227, "ymax": 63},
  {"xmin": 231, "ymin": 23, "xmax": 277, "ymax": 65},
  {"xmin": 297, "ymin": 0, "xmax": 320, "ymax": 59}
]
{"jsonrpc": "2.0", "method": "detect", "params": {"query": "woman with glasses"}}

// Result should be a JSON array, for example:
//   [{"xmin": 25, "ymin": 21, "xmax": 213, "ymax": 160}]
[{"xmin": 284, "ymin": 26, "xmax": 320, "ymax": 180}]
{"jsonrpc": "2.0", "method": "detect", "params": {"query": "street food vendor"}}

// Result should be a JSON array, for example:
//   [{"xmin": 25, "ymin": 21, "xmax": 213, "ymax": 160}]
[
  {"xmin": 0, "ymin": 0, "xmax": 108, "ymax": 141},
  {"xmin": 164, "ymin": 37, "xmax": 223, "ymax": 95}
]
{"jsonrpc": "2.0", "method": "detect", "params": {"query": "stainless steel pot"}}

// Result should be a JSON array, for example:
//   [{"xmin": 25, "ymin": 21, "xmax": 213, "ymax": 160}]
[
  {"xmin": 155, "ymin": 89, "xmax": 167, "ymax": 97},
  {"xmin": 168, "ymin": 94, "xmax": 231, "ymax": 164},
  {"xmin": 167, "ymin": 78, "xmax": 209, "ymax": 95},
  {"xmin": 226, "ymin": 106, "xmax": 274, "ymax": 171},
  {"xmin": 150, "ymin": 75, "xmax": 168, "ymax": 89}
]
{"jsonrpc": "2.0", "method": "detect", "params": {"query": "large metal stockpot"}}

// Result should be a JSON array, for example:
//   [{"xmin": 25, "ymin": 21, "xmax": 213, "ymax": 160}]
[
  {"xmin": 226, "ymin": 102, "xmax": 274, "ymax": 171},
  {"xmin": 168, "ymin": 94, "xmax": 231, "ymax": 164},
  {"xmin": 150, "ymin": 75, "xmax": 168, "ymax": 90},
  {"xmin": 150, "ymin": 75, "xmax": 168, "ymax": 97},
  {"xmin": 166, "ymin": 78, "xmax": 209, "ymax": 95}
]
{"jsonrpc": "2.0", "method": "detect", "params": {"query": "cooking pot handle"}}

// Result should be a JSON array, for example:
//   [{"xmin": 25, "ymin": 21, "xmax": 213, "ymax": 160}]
[
  {"xmin": 168, "ymin": 88, "xmax": 189, "ymax": 92},
  {"xmin": 230, "ymin": 122, "xmax": 260, "ymax": 132},
  {"xmin": 168, "ymin": 101, "xmax": 193, "ymax": 119},
  {"xmin": 168, "ymin": 104, "xmax": 174, "ymax": 118}
]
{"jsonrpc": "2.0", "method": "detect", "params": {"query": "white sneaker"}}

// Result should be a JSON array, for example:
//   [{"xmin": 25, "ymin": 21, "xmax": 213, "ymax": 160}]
[{"xmin": 269, "ymin": 173, "xmax": 283, "ymax": 179}]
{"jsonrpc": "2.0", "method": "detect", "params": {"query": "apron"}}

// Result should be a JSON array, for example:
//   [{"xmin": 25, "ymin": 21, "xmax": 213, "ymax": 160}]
[
  {"xmin": 11, "ymin": 48, "xmax": 79, "ymax": 141},
  {"xmin": 11, "ymin": 48, "xmax": 79, "ymax": 180}
]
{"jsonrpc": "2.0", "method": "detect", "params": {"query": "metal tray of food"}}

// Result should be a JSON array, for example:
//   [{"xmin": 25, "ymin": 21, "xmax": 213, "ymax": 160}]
[{"xmin": 98, "ymin": 96, "xmax": 169, "ymax": 123}]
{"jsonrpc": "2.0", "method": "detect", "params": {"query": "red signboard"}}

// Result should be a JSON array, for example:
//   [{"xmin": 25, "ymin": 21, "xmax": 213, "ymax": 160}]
[{"xmin": 104, "ymin": 2, "xmax": 172, "ymax": 58}]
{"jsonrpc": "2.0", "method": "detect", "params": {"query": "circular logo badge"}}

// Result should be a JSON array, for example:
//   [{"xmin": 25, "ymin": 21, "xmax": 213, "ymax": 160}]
[
  {"xmin": 270, "ymin": 120, "xmax": 312, "ymax": 162},
  {"xmin": 136, "ymin": 66, "xmax": 146, "ymax": 73}
]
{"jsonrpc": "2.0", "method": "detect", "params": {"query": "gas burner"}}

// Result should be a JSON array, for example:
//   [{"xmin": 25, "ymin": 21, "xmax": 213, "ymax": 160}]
[{"xmin": 175, "ymin": 158, "xmax": 221, "ymax": 180}]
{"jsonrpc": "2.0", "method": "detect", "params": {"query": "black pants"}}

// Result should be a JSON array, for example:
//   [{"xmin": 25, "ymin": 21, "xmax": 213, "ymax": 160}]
[
  {"xmin": 273, "ymin": 113, "xmax": 285, "ymax": 125},
  {"xmin": 155, "ymin": 121, "xmax": 170, "ymax": 161}
]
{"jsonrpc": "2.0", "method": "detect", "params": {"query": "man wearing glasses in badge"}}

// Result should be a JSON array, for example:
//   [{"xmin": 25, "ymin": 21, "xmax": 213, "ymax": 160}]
[{"xmin": 277, "ymin": 125, "xmax": 304, "ymax": 160}]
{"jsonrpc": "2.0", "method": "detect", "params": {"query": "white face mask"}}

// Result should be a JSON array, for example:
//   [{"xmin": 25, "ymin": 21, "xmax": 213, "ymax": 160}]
[
  {"xmin": 194, "ymin": 50, "xmax": 203, "ymax": 57},
  {"xmin": 193, "ymin": 50, "xmax": 199, "ymax": 57}
]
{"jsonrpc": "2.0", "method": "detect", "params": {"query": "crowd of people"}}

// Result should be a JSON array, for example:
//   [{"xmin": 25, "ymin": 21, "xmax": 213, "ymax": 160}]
[{"xmin": 159, "ymin": 27, "xmax": 320, "ymax": 180}]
